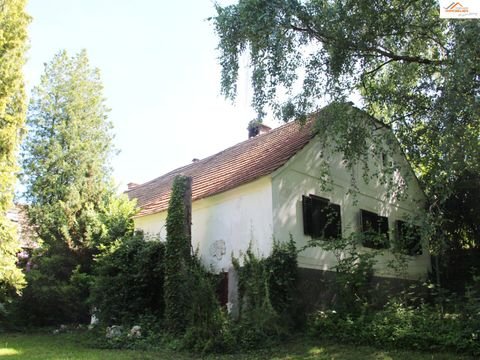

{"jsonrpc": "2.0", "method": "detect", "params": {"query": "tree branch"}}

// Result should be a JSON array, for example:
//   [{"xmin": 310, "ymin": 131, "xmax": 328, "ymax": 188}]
[
  {"xmin": 362, "ymin": 59, "xmax": 396, "ymax": 77},
  {"xmin": 288, "ymin": 23, "xmax": 446, "ymax": 66}
]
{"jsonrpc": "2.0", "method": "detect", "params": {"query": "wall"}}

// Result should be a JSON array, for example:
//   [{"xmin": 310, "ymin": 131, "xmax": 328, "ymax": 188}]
[
  {"xmin": 272, "ymin": 133, "xmax": 431, "ymax": 280},
  {"xmin": 134, "ymin": 176, "xmax": 274, "ymax": 272}
]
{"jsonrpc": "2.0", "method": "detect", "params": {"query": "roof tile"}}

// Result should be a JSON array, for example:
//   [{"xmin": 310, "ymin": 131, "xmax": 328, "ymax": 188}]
[{"xmin": 127, "ymin": 119, "xmax": 316, "ymax": 217}]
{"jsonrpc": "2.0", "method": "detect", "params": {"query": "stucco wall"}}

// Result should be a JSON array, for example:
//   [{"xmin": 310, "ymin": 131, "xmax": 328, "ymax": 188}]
[
  {"xmin": 134, "ymin": 176, "xmax": 274, "ymax": 272},
  {"xmin": 271, "ymin": 135, "xmax": 431, "ymax": 280}
]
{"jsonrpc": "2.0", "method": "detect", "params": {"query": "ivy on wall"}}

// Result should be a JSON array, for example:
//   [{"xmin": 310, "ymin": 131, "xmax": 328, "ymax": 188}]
[{"xmin": 164, "ymin": 175, "xmax": 192, "ymax": 334}]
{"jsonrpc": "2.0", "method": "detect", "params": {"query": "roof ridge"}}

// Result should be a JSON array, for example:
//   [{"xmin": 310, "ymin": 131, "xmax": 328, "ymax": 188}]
[
  {"xmin": 127, "ymin": 117, "xmax": 317, "ymax": 216},
  {"xmin": 127, "ymin": 119, "xmax": 306, "ymax": 192}
]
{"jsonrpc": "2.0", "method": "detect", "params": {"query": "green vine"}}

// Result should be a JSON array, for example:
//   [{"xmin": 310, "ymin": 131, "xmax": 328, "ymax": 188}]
[{"xmin": 164, "ymin": 175, "xmax": 192, "ymax": 334}]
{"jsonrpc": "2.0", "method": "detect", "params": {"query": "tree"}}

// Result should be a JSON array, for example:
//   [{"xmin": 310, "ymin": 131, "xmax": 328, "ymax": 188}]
[
  {"xmin": 18, "ymin": 50, "xmax": 135, "ymax": 325},
  {"xmin": 213, "ymin": 0, "xmax": 480, "ymax": 251},
  {"xmin": 0, "ymin": 0, "xmax": 29, "ymax": 304},
  {"xmin": 23, "ymin": 49, "xmax": 115, "ymax": 254}
]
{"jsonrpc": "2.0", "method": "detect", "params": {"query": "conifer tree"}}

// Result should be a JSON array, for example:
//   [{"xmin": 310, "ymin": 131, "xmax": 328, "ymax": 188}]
[{"xmin": 23, "ymin": 50, "xmax": 115, "ymax": 254}]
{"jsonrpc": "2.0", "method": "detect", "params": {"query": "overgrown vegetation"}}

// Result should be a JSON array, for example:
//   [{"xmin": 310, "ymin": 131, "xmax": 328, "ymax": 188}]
[
  {"xmin": 164, "ymin": 175, "xmax": 193, "ymax": 334},
  {"xmin": 0, "ymin": 0, "xmax": 30, "ymax": 310},
  {"xmin": 307, "ymin": 234, "xmax": 480, "ymax": 357},
  {"xmin": 5, "ymin": 50, "xmax": 138, "ymax": 327},
  {"xmin": 212, "ymin": 0, "xmax": 480, "ymax": 258},
  {"xmin": 232, "ymin": 238, "xmax": 298, "ymax": 348},
  {"xmin": 309, "ymin": 282, "xmax": 480, "ymax": 356},
  {"xmin": 90, "ymin": 233, "xmax": 165, "ymax": 325}
]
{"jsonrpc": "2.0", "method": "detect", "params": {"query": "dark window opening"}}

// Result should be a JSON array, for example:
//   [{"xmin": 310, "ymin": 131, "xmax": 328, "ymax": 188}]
[
  {"xmin": 396, "ymin": 220, "xmax": 422, "ymax": 256},
  {"xmin": 302, "ymin": 195, "xmax": 342, "ymax": 239},
  {"xmin": 360, "ymin": 209, "xmax": 389, "ymax": 249},
  {"xmin": 216, "ymin": 272, "xmax": 229, "ymax": 307}
]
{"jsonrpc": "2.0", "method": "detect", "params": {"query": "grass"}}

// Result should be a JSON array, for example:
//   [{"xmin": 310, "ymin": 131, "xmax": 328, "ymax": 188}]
[{"xmin": 0, "ymin": 331, "xmax": 476, "ymax": 360}]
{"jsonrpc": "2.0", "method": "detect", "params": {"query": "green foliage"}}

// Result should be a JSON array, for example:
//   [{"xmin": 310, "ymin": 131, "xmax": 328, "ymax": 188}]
[
  {"xmin": 182, "ymin": 258, "xmax": 232, "ymax": 354},
  {"xmin": 22, "ymin": 49, "xmax": 115, "ymax": 252},
  {"xmin": 15, "ymin": 50, "xmax": 136, "ymax": 326},
  {"xmin": 0, "ymin": 217, "xmax": 25, "ymax": 304},
  {"xmin": 213, "ymin": 0, "xmax": 480, "ymax": 252},
  {"xmin": 309, "ymin": 295, "xmax": 480, "ymax": 356},
  {"xmin": 9, "ymin": 194, "xmax": 136, "ymax": 326},
  {"xmin": 233, "ymin": 238, "xmax": 298, "ymax": 348},
  {"xmin": 90, "ymin": 234, "xmax": 165, "ymax": 325},
  {"xmin": 164, "ymin": 175, "xmax": 192, "ymax": 334},
  {"xmin": 264, "ymin": 236, "xmax": 298, "ymax": 315},
  {"xmin": 11, "ymin": 251, "xmax": 94, "ymax": 326},
  {"xmin": 312, "ymin": 234, "xmax": 378, "ymax": 314},
  {"xmin": 0, "ymin": 0, "xmax": 29, "ymax": 303}
]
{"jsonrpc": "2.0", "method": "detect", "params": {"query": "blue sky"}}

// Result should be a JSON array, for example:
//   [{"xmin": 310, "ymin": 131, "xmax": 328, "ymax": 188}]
[{"xmin": 25, "ymin": 0, "xmax": 269, "ymax": 190}]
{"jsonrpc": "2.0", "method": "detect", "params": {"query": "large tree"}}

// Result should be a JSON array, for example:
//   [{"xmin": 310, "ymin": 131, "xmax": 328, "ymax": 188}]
[
  {"xmin": 23, "ymin": 49, "xmax": 115, "ymax": 254},
  {"xmin": 213, "ymin": 0, "xmax": 480, "ymax": 251},
  {"xmin": 0, "ymin": 0, "xmax": 30, "ymax": 303},
  {"xmin": 18, "ymin": 50, "xmax": 132, "ymax": 324}
]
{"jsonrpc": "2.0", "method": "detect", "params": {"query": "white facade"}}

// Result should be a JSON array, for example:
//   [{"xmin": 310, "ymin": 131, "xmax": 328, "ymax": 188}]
[
  {"xmin": 271, "ymin": 135, "xmax": 430, "ymax": 280},
  {"xmin": 134, "ymin": 134, "xmax": 430, "ymax": 280},
  {"xmin": 135, "ymin": 176, "xmax": 274, "ymax": 272}
]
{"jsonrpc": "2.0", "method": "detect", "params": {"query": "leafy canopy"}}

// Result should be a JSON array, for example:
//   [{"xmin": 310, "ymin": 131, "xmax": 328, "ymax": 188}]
[
  {"xmin": 213, "ymin": 0, "xmax": 480, "ymax": 249},
  {"xmin": 0, "ymin": 0, "xmax": 30, "ymax": 302}
]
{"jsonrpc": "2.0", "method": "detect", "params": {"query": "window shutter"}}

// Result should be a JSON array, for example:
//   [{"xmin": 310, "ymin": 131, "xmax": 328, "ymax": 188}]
[
  {"xmin": 326, "ymin": 203, "xmax": 342, "ymax": 239},
  {"xmin": 302, "ymin": 195, "xmax": 313, "ymax": 236},
  {"xmin": 378, "ymin": 215, "xmax": 389, "ymax": 241},
  {"xmin": 396, "ymin": 220, "xmax": 422, "ymax": 255}
]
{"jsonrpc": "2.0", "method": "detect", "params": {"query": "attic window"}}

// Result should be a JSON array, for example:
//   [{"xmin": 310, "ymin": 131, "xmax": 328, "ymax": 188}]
[
  {"xmin": 360, "ymin": 209, "xmax": 389, "ymax": 249},
  {"xmin": 302, "ymin": 195, "xmax": 342, "ymax": 239},
  {"xmin": 396, "ymin": 220, "xmax": 422, "ymax": 256}
]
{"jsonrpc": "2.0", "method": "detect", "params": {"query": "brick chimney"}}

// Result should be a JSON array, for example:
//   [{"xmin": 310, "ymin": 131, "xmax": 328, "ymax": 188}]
[
  {"xmin": 248, "ymin": 122, "xmax": 272, "ymax": 138},
  {"xmin": 127, "ymin": 182, "xmax": 139, "ymax": 190}
]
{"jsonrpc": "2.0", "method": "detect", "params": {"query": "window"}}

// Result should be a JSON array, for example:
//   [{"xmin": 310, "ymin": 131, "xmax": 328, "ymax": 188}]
[
  {"xmin": 302, "ymin": 195, "xmax": 342, "ymax": 239},
  {"xmin": 360, "ymin": 209, "xmax": 389, "ymax": 249},
  {"xmin": 216, "ymin": 272, "xmax": 229, "ymax": 307},
  {"xmin": 396, "ymin": 220, "xmax": 422, "ymax": 256}
]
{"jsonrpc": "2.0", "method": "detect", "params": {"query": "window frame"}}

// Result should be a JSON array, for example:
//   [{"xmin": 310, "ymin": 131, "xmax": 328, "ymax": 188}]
[
  {"xmin": 360, "ymin": 209, "xmax": 390, "ymax": 249},
  {"xmin": 395, "ymin": 220, "xmax": 422, "ymax": 256},
  {"xmin": 302, "ymin": 194, "xmax": 342, "ymax": 240}
]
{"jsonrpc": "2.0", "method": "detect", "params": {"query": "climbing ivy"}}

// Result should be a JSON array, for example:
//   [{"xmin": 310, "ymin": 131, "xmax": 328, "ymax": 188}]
[
  {"xmin": 233, "ymin": 237, "xmax": 298, "ymax": 347},
  {"xmin": 164, "ymin": 175, "xmax": 192, "ymax": 334}
]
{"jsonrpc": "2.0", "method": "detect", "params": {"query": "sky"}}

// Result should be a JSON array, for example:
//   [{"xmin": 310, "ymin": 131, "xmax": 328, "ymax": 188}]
[{"xmin": 25, "ymin": 0, "xmax": 270, "ymax": 190}]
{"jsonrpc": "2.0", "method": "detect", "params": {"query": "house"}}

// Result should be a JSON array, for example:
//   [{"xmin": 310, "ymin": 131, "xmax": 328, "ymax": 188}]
[
  {"xmin": 7, "ymin": 204, "xmax": 38, "ymax": 269},
  {"xmin": 127, "ymin": 104, "xmax": 431, "ymax": 307}
]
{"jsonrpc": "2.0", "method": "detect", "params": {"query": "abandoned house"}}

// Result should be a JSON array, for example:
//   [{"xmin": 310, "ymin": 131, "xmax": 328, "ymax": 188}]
[{"xmin": 127, "ymin": 104, "xmax": 430, "ymax": 308}]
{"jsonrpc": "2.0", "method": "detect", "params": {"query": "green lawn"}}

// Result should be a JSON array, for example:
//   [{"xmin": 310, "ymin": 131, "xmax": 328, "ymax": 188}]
[{"xmin": 0, "ymin": 332, "xmax": 475, "ymax": 360}]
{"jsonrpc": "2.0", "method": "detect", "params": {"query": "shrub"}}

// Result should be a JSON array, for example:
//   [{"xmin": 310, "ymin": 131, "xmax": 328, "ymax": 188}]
[
  {"xmin": 309, "ymin": 295, "xmax": 480, "ymax": 356},
  {"xmin": 264, "ymin": 236, "xmax": 298, "ymax": 316},
  {"xmin": 90, "ymin": 233, "xmax": 165, "ymax": 325},
  {"xmin": 182, "ymin": 257, "xmax": 233, "ymax": 354},
  {"xmin": 9, "ymin": 248, "xmax": 93, "ymax": 326},
  {"xmin": 232, "ymin": 238, "xmax": 298, "ymax": 348}
]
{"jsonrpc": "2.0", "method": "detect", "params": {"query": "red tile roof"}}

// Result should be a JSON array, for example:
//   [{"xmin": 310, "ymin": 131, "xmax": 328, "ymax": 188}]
[{"xmin": 127, "ymin": 119, "xmax": 316, "ymax": 217}]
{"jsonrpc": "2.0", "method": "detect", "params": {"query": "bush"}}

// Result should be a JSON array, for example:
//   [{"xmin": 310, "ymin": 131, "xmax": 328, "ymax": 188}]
[
  {"xmin": 90, "ymin": 233, "xmax": 165, "ymax": 325},
  {"xmin": 9, "ymin": 248, "xmax": 93, "ymax": 327},
  {"xmin": 309, "ymin": 295, "xmax": 480, "ymax": 356},
  {"xmin": 231, "ymin": 238, "xmax": 298, "ymax": 348},
  {"xmin": 182, "ymin": 258, "xmax": 233, "ymax": 354}
]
